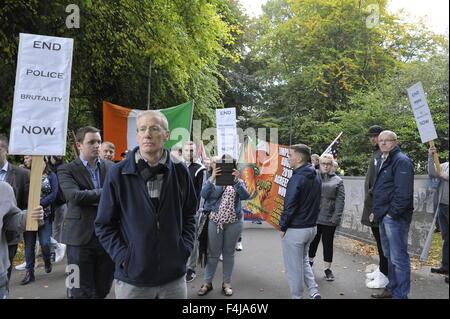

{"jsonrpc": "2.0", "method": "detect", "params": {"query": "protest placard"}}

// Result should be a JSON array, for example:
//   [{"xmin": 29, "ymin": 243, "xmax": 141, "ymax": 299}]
[{"xmin": 9, "ymin": 33, "xmax": 73, "ymax": 230}]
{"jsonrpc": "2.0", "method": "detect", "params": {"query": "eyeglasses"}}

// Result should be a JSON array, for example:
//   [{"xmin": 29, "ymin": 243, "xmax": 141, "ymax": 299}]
[
  {"xmin": 320, "ymin": 162, "xmax": 333, "ymax": 166},
  {"xmin": 378, "ymin": 139, "xmax": 396, "ymax": 143},
  {"xmin": 137, "ymin": 126, "xmax": 163, "ymax": 134}
]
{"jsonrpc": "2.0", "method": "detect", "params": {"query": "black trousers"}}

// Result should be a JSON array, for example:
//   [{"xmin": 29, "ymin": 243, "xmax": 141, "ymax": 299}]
[
  {"xmin": 308, "ymin": 224, "xmax": 337, "ymax": 263},
  {"xmin": 7, "ymin": 244, "xmax": 18, "ymax": 280},
  {"xmin": 371, "ymin": 226, "xmax": 389, "ymax": 276},
  {"xmin": 66, "ymin": 235, "xmax": 114, "ymax": 299}
]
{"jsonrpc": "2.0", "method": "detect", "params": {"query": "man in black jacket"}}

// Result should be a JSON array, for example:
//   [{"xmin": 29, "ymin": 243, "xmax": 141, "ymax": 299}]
[
  {"xmin": 0, "ymin": 135, "xmax": 30, "ymax": 280},
  {"xmin": 279, "ymin": 144, "xmax": 322, "ymax": 299},
  {"xmin": 57, "ymin": 126, "xmax": 114, "ymax": 299},
  {"xmin": 182, "ymin": 141, "xmax": 206, "ymax": 283}
]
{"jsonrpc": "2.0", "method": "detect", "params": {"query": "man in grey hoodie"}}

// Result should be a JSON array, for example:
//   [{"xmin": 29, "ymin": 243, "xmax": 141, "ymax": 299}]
[{"xmin": 0, "ymin": 181, "xmax": 43, "ymax": 299}]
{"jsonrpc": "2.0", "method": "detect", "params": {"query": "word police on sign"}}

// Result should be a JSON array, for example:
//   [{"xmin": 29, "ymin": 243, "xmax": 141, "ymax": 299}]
[{"xmin": 9, "ymin": 33, "xmax": 73, "ymax": 155}]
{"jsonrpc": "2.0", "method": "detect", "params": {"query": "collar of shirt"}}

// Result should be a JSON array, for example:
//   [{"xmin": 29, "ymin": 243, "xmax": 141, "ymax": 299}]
[
  {"xmin": 135, "ymin": 149, "xmax": 167, "ymax": 167},
  {"xmin": 79, "ymin": 156, "xmax": 101, "ymax": 170},
  {"xmin": 0, "ymin": 161, "xmax": 8, "ymax": 181},
  {"xmin": 0, "ymin": 161, "xmax": 9, "ymax": 173}
]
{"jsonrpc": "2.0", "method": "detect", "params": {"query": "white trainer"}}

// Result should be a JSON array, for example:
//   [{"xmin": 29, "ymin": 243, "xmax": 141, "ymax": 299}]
[
  {"xmin": 236, "ymin": 242, "xmax": 243, "ymax": 251},
  {"xmin": 366, "ymin": 271, "xmax": 389, "ymax": 289},
  {"xmin": 366, "ymin": 268, "xmax": 380, "ymax": 280},
  {"xmin": 54, "ymin": 243, "xmax": 67, "ymax": 263},
  {"xmin": 15, "ymin": 262, "xmax": 27, "ymax": 270},
  {"xmin": 14, "ymin": 262, "xmax": 37, "ymax": 270}
]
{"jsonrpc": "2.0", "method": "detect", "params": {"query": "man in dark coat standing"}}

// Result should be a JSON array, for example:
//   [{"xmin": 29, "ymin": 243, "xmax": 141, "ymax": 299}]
[
  {"xmin": 182, "ymin": 141, "xmax": 206, "ymax": 283},
  {"xmin": 371, "ymin": 130, "xmax": 414, "ymax": 299},
  {"xmin": 361, "ymin": 125, "xmax": 389, "ymax": 289},
  {"xmin": 95, "ymin": 110, "xmax": 197, "ymax": 299},
  {"xmin": 0, "ymin": 135, "xmax": 30, "ymax": 280},
  {"xmin": 57, "ymin": 126, "xmax": 114, "ymax": 299}
]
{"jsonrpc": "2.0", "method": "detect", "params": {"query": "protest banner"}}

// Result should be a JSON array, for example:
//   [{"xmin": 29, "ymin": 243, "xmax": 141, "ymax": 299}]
[
  {"xmin": 216, "ymin": 107, "xmax": 238, "ymax": 160},
  {"xmin": 103, "ymin": 100, "xmax": 194, "ymax": 161},
  {"xmin": 238, "ymin": 139, "xmax": 289, "ymax": 230},
  {"xmin": 9, "ymin": 33, "xmax": 73, "ymax": 230}
]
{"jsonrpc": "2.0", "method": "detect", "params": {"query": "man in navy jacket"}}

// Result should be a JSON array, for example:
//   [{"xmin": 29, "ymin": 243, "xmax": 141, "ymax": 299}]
[
  {"xmin": 95, "ymin": 110, "xmax": 197, "ymax": 299},
  {"xmin": 279, "ymin": 144, "xmax": 322, "ymax": 299},
  {"xmin": 371, "ymin": 130, "xmax": 414, "ymax": 299}
]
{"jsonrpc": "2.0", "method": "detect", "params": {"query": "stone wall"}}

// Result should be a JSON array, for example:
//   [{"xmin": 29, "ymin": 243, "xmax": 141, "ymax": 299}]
[{"xmin": 337, "ymin": 175, "xmax": 437, "ymax": 258}]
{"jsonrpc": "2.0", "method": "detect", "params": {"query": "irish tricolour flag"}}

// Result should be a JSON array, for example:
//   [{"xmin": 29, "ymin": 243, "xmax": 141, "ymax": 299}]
[{"xmin": 103, "ymin": 100, "xmax": 194, "ymax": 161}]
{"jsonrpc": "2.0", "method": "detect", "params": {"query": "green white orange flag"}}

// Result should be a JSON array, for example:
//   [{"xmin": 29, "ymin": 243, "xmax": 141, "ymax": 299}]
[{"xmin": 103, "ymin": 100, "xmax": 194, "ymax": 161}]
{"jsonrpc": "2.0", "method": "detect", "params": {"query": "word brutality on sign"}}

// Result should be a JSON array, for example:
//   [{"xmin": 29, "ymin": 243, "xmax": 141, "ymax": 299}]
[{"xmin": 9, "ymin": 33, "xmax": 74, "ymax": 155}]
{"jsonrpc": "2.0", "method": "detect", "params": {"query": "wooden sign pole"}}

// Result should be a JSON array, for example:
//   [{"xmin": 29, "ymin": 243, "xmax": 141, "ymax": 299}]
[
  {"xmin": 429, "ymin": 140, "xmax": 442, "ymax": 175},
  {"xmin": 26, "ymin": 155, "xmax": 44, "ymax": 231}
]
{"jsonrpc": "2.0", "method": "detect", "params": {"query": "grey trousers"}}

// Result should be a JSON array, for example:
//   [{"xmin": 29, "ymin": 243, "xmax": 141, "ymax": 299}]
[
  {"xmin": 282, "ymin": 227, "xmax": 319, "ymax": 299},
  {"xmin": 114, "ymin": 275, "xmax": 187, "ymax": 299}
]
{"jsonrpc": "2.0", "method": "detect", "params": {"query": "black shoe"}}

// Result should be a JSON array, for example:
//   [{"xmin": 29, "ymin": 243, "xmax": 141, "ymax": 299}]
[
  {"xmin": 185, "ymin": 269, "xmax": 196, "ymax": 283},
  {"xmin": 21, "ymin": 271, "xmax": 35, "ymax": 285},
  {"xmin": 309, "ymin": 261, "xmax": 314, "ymax": 267},
  {"xmin": 445, "ymin": 277, "xmax": 449, "ymax": 284},
  {"xmin": 50, "ymin": 252, "xmax": 56, "ymax": 262},
  {"xmin": 371, "ymin": 288, "xmax": 392, "ymax": 299},
  {"xmin": 431, "ymin": 267, "xmax": 449, "ymax": 275},
  {"xmin": 324, "ymin": 268, "xmax": 334, "ymax": 281},
  {"xmin": 44, "ymin": 261, "xmax": 52, "ymax": 273}
]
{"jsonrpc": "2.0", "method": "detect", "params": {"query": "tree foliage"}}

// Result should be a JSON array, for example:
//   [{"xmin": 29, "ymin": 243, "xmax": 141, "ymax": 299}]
[
  {"xmin": 0, "ymin": 0, "xmax": 241, "ymax": 137},
  {"xmin": 234, "ymin": 0, "xmax": 448, "ymax": 174}
]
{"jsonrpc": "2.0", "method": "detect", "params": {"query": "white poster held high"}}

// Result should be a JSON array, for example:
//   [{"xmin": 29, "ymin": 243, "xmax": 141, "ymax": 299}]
[
  {"xmin": 407, "ymin": 81, "xmax": 438, "ymax": 143},
  {"xmin": 216, "ymin": 107, "xmax": 238, "ymax": 159},
  {"xmin": 9, "ymin": 33, "xmax": 74, "ymax": 155}
]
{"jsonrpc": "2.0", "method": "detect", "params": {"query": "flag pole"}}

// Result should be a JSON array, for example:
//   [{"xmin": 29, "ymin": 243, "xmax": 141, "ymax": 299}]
[
  {"xmin": 321, "ymin": 131, "xmax": 343, "ymax": 157},
  {"xmin": 147, "ymin": 58, "xmax": 152, "ymax": 110}
]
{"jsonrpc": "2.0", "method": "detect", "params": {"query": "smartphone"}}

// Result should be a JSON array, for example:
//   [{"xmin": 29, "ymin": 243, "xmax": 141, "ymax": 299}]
[{"xmin": 215, "ymin": 161, "xmax": 236, "ymax": 186}]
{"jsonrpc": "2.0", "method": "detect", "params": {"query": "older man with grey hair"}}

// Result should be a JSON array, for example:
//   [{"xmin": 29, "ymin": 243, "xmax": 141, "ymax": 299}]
[
  {"xmin": 95, "ymin": 110, "xmax": 197, "ymax": 299},
  {"xmin": 371, "ymin": 130, "xmax": 414, "ymax": 299},
  {"xmin": 100, "ymin": 142, "xmax": 116, "ymax": 162}
]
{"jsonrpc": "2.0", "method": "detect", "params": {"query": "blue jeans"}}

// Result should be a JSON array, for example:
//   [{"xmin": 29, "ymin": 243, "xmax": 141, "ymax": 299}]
[
  {"xmin": 380, "ymin": 216, "xmax": 411, "ymax": 299},
  {"xmin": 24, "ymin": 219, "xmax": 53, "ymax": 271},
  {"xmin": 204, "ymin": 219, "xmax": 243, "ymax": 284},
  {"xmin": 437, "ymin": 203, "xmax": 449, "ymax": 271}
]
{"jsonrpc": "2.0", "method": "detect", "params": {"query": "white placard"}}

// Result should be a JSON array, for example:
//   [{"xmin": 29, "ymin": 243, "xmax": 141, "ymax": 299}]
[
  {"xmin": 9, "ymin": 33, "xmax": 74, "ymax": 155},
  {"xmin": 407, "ymin": 81, "xmax": 438, "ymax": 143},
  {"xmin": 216, "ymin": 108, "xmax": 238, "ymax": 159}
]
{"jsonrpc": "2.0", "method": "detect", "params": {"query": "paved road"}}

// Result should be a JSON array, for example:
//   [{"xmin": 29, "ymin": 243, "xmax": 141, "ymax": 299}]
[{"xmin": 8, "ymin": 222, "xmax": 449, "ymax": 299}]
